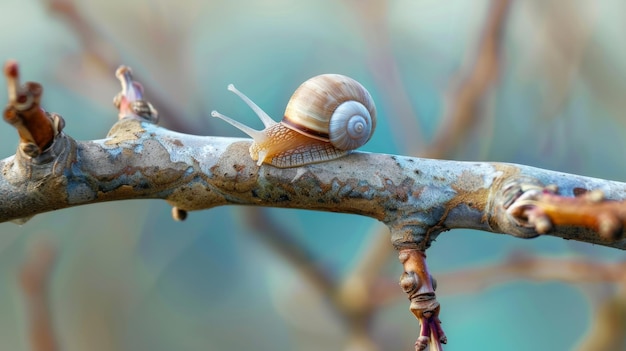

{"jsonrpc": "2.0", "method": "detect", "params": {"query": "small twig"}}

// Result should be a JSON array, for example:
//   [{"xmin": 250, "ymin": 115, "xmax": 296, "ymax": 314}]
[
  {"xmin": 113, "ymin": 66, "xmax": 158, "ymax": 123},
  {"xmin": 507, "ymin": 187, "xmax": 626, "ymax": 241},
  {"xmin": 3, "ymin": 61, "xmax": 62, "ymax": 157},
  {"xmin": 398, "ymin": 249, "xmax": 446, "ymax": 351}
]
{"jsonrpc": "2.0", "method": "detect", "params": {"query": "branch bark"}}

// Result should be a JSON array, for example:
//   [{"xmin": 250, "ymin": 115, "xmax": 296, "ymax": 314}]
[{"xmin": 1, "ymin": 113, "xmax": 625, "ymax": 250}]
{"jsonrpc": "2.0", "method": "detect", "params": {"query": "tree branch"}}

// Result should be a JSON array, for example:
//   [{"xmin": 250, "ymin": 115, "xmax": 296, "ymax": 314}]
[
  {"xmin": 2, "ymin": 94, "xmax": 625, "ymax": 250},
  {"xmin": 2, "ymin": 58, "xmax": 626, "ymax": 249},
  {"xmin": 3, "ymin": 61, "xmax": 626, "ymax": 350}
]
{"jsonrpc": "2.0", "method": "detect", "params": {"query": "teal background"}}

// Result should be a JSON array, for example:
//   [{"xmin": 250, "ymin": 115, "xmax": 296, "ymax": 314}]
[{"xmin": 0, "ymin": 0, "xmax": 625, "ymax": 350}]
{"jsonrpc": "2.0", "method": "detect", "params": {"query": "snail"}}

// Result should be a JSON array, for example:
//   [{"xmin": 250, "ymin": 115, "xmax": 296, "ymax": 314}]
[{"xmin": 211, "ymin": 74, "xmax": 376, "ymax": 168}]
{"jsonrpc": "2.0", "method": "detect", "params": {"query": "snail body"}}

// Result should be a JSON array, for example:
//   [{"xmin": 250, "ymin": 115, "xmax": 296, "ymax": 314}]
[{"xmin": 211, "ymin": 74, "xmax": 376, "ymax": 168}]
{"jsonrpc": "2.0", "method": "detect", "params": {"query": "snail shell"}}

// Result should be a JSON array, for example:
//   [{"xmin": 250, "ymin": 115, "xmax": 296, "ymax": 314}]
[{"xmin": 211, "ymin": 74, "xmax": 376, "ymax": 168}]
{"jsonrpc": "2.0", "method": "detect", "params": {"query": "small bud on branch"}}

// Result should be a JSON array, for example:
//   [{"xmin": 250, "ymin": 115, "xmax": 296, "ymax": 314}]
[{"xmin": 3, "ymin": 60, "xmax": 59, "ymax": 157}]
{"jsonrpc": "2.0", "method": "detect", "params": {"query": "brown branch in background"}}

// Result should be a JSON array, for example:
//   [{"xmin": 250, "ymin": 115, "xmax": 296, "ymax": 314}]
[
  {"xmin": 44, "ymin": 0, "xmax": 117, "ymax": 71},
  {"xmin": 18, "ymin": 242, "xmax": 58, "ymax": 351},
  {"xmin": 435, "ymin": 252, "xmax": 626, "ymax": 296},
  {"xmin": 433, "ymin": 253, "xmax": 626, "ymax": 351},
  {"xmin": 333, "ymin": 227, "xmax": 395, "ymax": 350},
  {"xmin": 42, "ymin": 0, "xmax": 194, "ymax": 133},
  {"xmin": 241, "ymin": 207, "xmax": 335, "ymax": 294},
  {"xmin": 577, "ymin": 293, "xmax": 626, "ymax": 351},
  {"xmin": 507, "ymin": 188, "xmax": 626, "ymax": 242},
  {"xmin": 526, "ymin": 1, "xmax": 595, "ymax": 122},
  {"xmin": 346, "ymin": 0, "xmax": 425, "ymax": 152},
  {"xmin": 424, "ymin": 0, "xmax": 512, "ymax": 158}
]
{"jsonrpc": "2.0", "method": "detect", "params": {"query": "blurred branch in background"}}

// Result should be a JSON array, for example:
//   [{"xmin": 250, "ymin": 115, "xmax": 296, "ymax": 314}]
[
  {"xmin": 434, "ymin": 252, "xmax": 626, "ymax": 351},
  {"xmin": 244, "ymin": 206, "xmax": 395, "ymax": 351},
  {"xmin": 42, "ymin": 0, "xmax": 203, "ymax": 134},
  {"xmin": 346, "ymin": 0, "xmax": 424, "ymax": 152},
  {"xmin": 424, "ymin": 0, "xmax": 511, "ymax": 158},
  {"xmin": 525, "ymin": 1, "xmax": 596, "ymax": 122},
  {"xmin": 435, "ymin": 252, "xmax": 625, "ymax": 295},
  {"xmin": 578, "ymin": 288, "xmax": 626, "ymax": 351},
  {"xmin": 18, "ymin": 241, "xmax": 58, "ymax": 351}
]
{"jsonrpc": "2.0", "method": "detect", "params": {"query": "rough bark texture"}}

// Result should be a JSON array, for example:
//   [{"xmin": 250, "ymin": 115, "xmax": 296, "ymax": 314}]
[{"xmin": 2, "ymin": 117, "xmax": 625, "ymax": 250}]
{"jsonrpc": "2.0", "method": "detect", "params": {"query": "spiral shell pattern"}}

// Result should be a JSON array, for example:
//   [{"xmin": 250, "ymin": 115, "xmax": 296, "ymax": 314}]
[{"xmin": 282, "ymin": 74, "xmax": 376, "ymax": 151}]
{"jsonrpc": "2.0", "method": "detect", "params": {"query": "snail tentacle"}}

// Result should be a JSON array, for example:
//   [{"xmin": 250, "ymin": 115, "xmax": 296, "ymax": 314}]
[
  {"xmin": 211, "ymin": 110, "xmax": 268, "ymax": 144},
  {"xmin": 227, "ymin": 84, "xmax": 276, "ymax": 128},
  {"xmin": 212, "ymin": 74, "xmax": 376, "ymax": 168}
]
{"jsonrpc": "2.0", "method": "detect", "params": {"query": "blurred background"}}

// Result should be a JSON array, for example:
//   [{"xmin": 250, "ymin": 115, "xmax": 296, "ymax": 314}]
[{"xmin": 1, "ymin": 0, "xmax": 625, "ymax": 350}]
